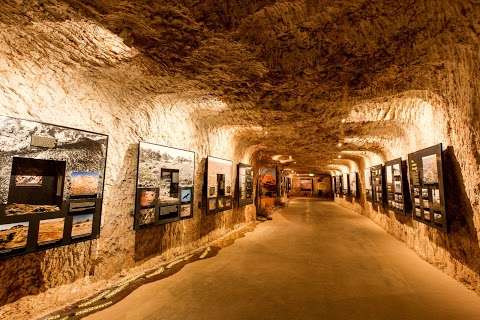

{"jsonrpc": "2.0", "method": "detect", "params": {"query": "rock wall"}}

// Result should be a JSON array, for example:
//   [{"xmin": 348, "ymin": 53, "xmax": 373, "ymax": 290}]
[{"xmin": 334, "ymin": 90, "xmax": 480, "ymax": 293}]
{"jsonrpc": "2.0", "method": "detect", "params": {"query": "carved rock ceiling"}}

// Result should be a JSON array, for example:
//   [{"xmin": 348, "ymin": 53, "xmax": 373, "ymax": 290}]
[{"xmin": 1, "ymin": 0, "xmax": 479, "ymax": 173}]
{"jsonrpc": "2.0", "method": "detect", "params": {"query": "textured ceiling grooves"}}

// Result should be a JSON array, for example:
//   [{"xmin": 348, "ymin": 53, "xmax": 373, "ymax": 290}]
[{"xmin": 0, "ymin": 0, "xmax": 478, "ymax": 173}]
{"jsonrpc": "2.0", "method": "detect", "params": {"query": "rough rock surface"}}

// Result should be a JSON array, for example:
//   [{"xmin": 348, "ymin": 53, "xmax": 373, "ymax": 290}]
[{"xmin": 0, "ymin": 0, "xmax": 479, "ymax": 318}]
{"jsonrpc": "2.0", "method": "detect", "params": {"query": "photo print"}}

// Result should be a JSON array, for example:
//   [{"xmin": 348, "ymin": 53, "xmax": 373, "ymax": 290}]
[
  {"xmin": 0, "ymin": 221, "xmax": 29, "ymax": 252},
  {"xmin": 422, "ymin": 154, "xmax": 439, "ymax": 185},
  {"xmin": 71, "ymin": 214, "xmax": 93, "ymax": 238},
  {"xmin": 6, "ymin": 157, "xmax": 66, "ymax": 216},
  {"xmin": 209, "ymin": 198, "xmax": 217, "ymax": 211},
  {"xmin": 180, "ymin": 188, "xmax": 192, "ymax": 204},
  {"xmin": 180, "ymin": 204, "xmax": 191, "ymax": 218},
  {"xmin": 386, "ymin": 165, "xmax": 393, "ymax": 184},
  {"xmin": 207, "ymin": 157, "xmax": 233, "ymax": 213},
  {"xmin": 70, "ymin": 171, "xmax": 99, "ymax": 198},
  {"xmin": 69, "ymin": 200, "xmax": 96, "ymax": 215},
  {"xmin": 139, "ymin": 189, "xmax": 157, "ymax": 208},
  {"xmin": 423, "ymin": 209, "xmax": 431, "ymax": 220},
  {"xmin": 238, "ymin": 164, "xmax": 253, "ymax": 205},
  {"xmin": 159, "ymin": 205, "xmax": 178, "ymax": 217},
  {"xmin": 415, "ymin": 207, "xmax": 422, "ymax": 217},
  {"xmin": 136, "ymin": 143, "xmax": 194, "ymax": 227},
  {"xmin": 137, "ymin": 208, "xmax": 156, "ymax": 226},
  {"xmin": 38, "ymin": 218, "xmax": 65, "ymax": 245},
  {"xmin": 432, "ymin": 188, "xmax": 441, "ymax": 210},
  {"xmin": 422, "ymin": 188, "xmax": 429, "ymax": 199},
  {"xmin": 15, "ymin": 175, "xmax": 43, "ymax": 187}
]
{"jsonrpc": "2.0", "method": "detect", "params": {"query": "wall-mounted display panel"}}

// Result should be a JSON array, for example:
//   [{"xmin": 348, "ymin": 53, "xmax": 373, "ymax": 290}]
[
  {"xmin": 237, "ymin": 163, "xmax": 253, "ymax": 207},
  {"xmin": 206, "ymin": 157, "xmax": 233, "ymax": 214},
  {"xmin": 408, "ymin": 144, "xmax": 446, "ymax": 231},
  {"xmin": 335, "ymin": 175, "xmax": 342, "ymax": 196},
  {"xmin": 0, "ymin": 115, "xmax": 107, "ymax": 258},
  {"xmin": 349, "ymin": 172, "xmax": 359, "ymax": 199},
  {"xmin": 342, "ymin": 173, "xmax": 350, "ymax": 195},
  {"xmin": 365, "ymin": 169, "xmax": 372, "ymax": 202},
  {"xmin": 370, "ymin": 165, "xmax": 385, "ymax": 208},
  {"xmin": 135, "ymin": 143, "xmax": 195, "ymax": 228},
  {"xmin": 385, "ymin": 158, "xmax": 411, "ymax": 215}
]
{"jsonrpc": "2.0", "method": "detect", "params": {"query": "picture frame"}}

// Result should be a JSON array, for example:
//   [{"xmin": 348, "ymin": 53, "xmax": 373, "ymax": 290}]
[
  {"xmin": 407, "ymin": 143, "xmax": 447, "ymax": 231},
  {"xmin": 205, "ymin": 156, "xmax": 233, "ymax": 214},
  {"xmin": 237, "ymin": 163, "xmax": 254, "ymax": 207},
  {"xmin": 134, "ymin": 142, "xmax": 195, "ymax": 229},
  {"xmin": 0, "ymin": 115, "xmax": 108, "ymax": 259},
  {"xmin": 370, "ymin": 164, "xmax": 386, "ymax": 209},
  {"xmin": 384, "ymin": 158, "xmax": 411, "ymax": 215}
]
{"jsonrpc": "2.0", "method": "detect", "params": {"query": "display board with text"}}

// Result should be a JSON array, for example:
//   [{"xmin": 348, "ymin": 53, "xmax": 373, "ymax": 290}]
[
  {"xmin": 135, "ymin": 143, "xmax": 195, "ymax": 228},
  {"xmin": 385, "ymin": 158, "xmax": 411, "ymax": 215},
  {"xmin": 408, "ymin": 144, "xmax": 446, "ymax": 230},
  {"xmin": 370, "ymin": 165, "xmax": 385, "ymax": 208},
  {"xmin": 237, "ymin": 163, "xmax": 253, "ymax": 207},
  {"xmin": 0, "ymin": 116, "xmax": 107, "ymax": 258},
  {"xmin": 206, "ymin": 157, "xmax": 233, "ymax": 214}
]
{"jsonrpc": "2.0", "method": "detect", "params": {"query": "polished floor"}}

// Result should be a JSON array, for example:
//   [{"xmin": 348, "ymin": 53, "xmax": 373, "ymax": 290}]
[{"xmin": 87, "ymin": 199, "xmax": 480, "ymax": 320}]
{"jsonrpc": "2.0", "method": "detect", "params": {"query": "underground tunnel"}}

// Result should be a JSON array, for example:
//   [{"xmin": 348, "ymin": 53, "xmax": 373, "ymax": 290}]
[{"xmin": 0, "ymin": 1, "xmax": 479, "ymax": 319}]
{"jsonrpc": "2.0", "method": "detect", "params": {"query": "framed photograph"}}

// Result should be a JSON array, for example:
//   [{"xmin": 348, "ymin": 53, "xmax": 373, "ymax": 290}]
[
  {"xmin": 180, "ymin": 187, "xmax": 193, "ymax": 204},
  {"xmin": 422, "ymin": 188, "xmax": 429, "ymax": 199},
  {"xmin": 71, "ymin": 214, "xmax": 93, "ymax": 238},
  {"xmin": 70, "ymin": 171, "xmax": 99, "ymax": 199},
  {"xmin": 0, "ymin": 222, "xmax": 29, "ymax": 253},
  {"xmin": 69, "ymin": 199, "xmax": 96, "ymax": 215},
  {"xmin": 159, "ymin": 205, "xmax": 178, "ymax": 216},
  {"xmin": 238, "ymin": 164, "xmax": 254, "ymax": 206},
  {"xmin": 0, "ymin": 115, "xmax": 107, "ymax": 258},
  {"xmin": 6, "ymin": 157, "xmax": 66, "ymax": 216},
  {"xmin": 137, "ymin": 208, "xmax": 156, "ymax": 226},
  {"xmin": 180, "ymin": 204, "xmax": 192, "ymax": 218},
  {"xmin": 138, "ymin": 188, "xmax": 158, "ymax": 209},
  {"xmin": 38, "ymin": 218, "xmax": 65, "ymax": 245},
  {"xmin": 423, "ymin": 209, "xmax": 431, "ymax": 221},
  {"xmin": 422, "ymin": 154, "xmax": 439, "ymax": 185},
  {"xmin": 408, "ymin": 144, "xmax": 446, "ymax": 231},
  {"xmin": 225, "ymin": 197, "xmax": 232, "ymax": 208},
  {"xmin": 370, "ymin": 165, "xmax": 385, "ymax": 207},
  {"xmin": 15, "ymin": 175, "xmax": 43, "ymax": 187},
  {"xmin": 206, "ymin": 156, "xmax": 233, "ymax": 214},
  {"xmin": 208, "ymin": 198, "xmax": 217, "ymax": 212},
  {"xmin": 134, "ymin": 142, "xmax": 195, "ymax": 228}
]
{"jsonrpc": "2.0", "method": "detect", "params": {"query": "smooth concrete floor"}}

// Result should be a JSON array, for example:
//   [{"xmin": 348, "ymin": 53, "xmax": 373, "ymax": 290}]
[{"xmin": 87, "ymin": 199, "xmax": 480, "ymax": 320}]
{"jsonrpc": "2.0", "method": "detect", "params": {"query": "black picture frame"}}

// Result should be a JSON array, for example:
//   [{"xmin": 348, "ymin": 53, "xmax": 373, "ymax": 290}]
[
  {"xmin": 0, "ymin": 115, "xmax": 108, "ymax": 259},
  {"xmin": 205, "ymin": 156, "xmax": 233, "ymax": 215},
  {"xmin": 237, "ymin": 163, "xmax": 254, "ymax": 207},
  {"xmin": 370, "ymin": 164, "xmax": 386, "ymax": 209},
  {"xmin": 179, "ymin": 186, "xmax": 193, "ymax": 219},
  {"xmin": 407, "ymin": 144, "xmax": 447, "ymax": 231},
  {"xmin": 349, "ymin": 172, "xmax": 359, "ymax": 200},
  {"xmin": 342, "ymin": 173, "xmax": 350, "ymax": 196},
  {"xmin": 385, "ymin": 158, "xmax": 412, "ymax": 215},
  {"xmin": 134, "ymin": 142, "xmax": 195, "ymax": 229},
  {"xmin": 335, "ymin": 174, "xmax": 343, "ymax": 196}
]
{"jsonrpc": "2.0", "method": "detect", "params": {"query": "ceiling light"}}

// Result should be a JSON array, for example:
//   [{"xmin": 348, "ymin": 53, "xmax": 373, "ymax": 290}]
[
  {"xmin": 337, "ymin": 155, "xmax": 342, "ymax": 159},
  {"xmin": 337, "ymin": 142, "xmax": 343, "ymax": 147}
]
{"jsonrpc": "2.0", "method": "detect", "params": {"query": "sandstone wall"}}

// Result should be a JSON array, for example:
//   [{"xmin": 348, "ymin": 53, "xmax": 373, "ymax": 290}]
[{"xmin": 335, "ymin": 91, "xmax": 480, "ymax": 292}]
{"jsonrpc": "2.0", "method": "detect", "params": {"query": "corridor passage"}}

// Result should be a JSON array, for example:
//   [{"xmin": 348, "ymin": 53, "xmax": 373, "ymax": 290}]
[{"xmin": 88, "ymin": 199, "xmax": 480, "ymax": 320}]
